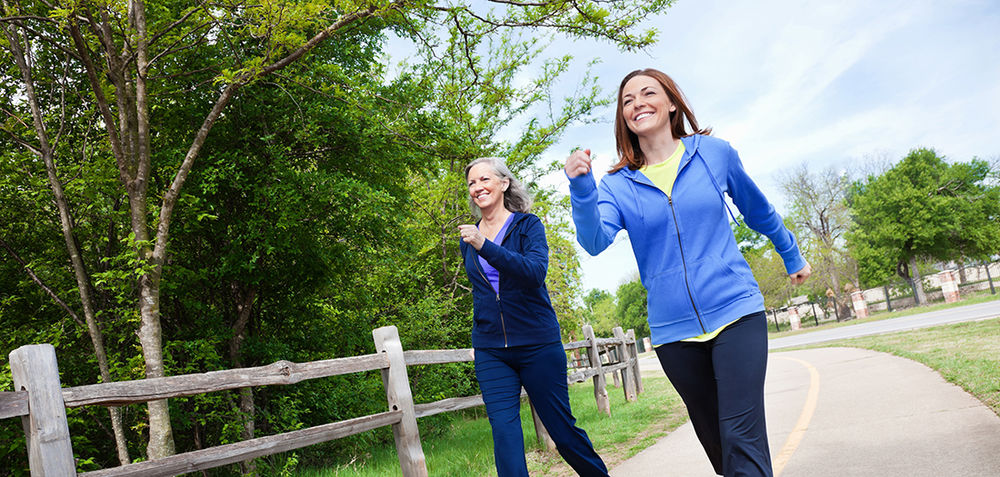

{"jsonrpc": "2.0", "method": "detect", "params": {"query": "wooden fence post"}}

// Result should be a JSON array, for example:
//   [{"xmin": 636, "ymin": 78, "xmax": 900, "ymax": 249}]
[
  {"xmin": 581, "ymin": 325, "xmax": 610, "ymax": 416},
  {"xmin": 609, "ymin": 346, "xmax": 621, "ymax": 388},
  {"xmin": 613, "ymin": 328, "xmax": 636, "ymax": 402},
  {"xmin": 372, "ymin": 326, "xmax": 427, "ymax": 477},
  {"xmin": 626, "ymin": 329, "xmax": 643, "ymax": 394},
  {"xmin": 528, "ymin": 396, "xmax": 556, "ymax": 451},
  {"xmin": 10, "ymin": 344, "xmax": 76, "ymax": 476}
]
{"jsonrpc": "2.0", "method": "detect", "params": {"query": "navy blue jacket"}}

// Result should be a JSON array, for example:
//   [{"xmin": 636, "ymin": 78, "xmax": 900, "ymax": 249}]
[{"xmin": 461, "ymin": 212, "xmax": 562, "ymax": 348}]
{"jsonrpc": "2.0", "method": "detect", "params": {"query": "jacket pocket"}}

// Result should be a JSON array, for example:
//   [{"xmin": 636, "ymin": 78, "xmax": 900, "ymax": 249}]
[
  {"xmin": 688, "ymin": 255, "xmax": 753, "ymax": 313},
  {"xmin": 645, "ymin": 266, "xmax": 693, "ymax": 326},
  {"xmin": 472, "ymin": 296, "xmax": 498, "ymax": 334}
]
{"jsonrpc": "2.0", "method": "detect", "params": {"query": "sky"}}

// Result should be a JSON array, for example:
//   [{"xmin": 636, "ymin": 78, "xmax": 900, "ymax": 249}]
[
  {"xmin": 529, "ymin": 0, "xmax": 1000, "ymax": 293},
  {"xmin": 384, "ymin": 0, "xmax": 1000, "ymax": 294}
]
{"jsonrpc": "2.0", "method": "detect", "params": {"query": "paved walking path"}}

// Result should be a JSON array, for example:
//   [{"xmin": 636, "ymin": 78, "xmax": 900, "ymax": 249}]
[{"xmin": 611, "ymin": 347, "xmax": 1000, "ymax": 476}]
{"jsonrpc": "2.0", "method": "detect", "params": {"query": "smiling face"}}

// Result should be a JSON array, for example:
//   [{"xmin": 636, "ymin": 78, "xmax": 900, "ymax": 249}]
[
  {"xmin": 467, "ymin": 162, "xmax": 509, "ymax": 212},
  {"xmin": 621, "ymin": 74, "xmax": 677, "ymax": 139}
]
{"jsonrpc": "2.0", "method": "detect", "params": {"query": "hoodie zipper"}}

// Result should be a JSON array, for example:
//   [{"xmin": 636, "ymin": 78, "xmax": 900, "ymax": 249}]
[
  {"xmin": 475, "ymin": 261, "xmax": 508, "ymax": 347},
  {"xmin": 668, "ymin": 195, "xmax": 708, "ymax": 334},
  {"xmin": 474, "ymin": 216, "xmax": 516, "ymax": 348}
]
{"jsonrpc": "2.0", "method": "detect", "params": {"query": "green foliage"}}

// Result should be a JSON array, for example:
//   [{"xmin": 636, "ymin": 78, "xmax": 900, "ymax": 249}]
[
  {"xmin": 615, "ymin": 279, "xmax": 648, "ymax": 337},
  {"xmin": 847, "ymin": 148, "xmax": 1000, "ymax": 286},
  {"xmin": 535, "ymin": 194, "xmax": 585, "ymax": 339},
  {"xmin": 581, "ymin": 288, "xmax": 617, "ymax": 336},
  {"xmin": 731, "ymin": 216, "xmax": 802, "ymax": 308},
  {"xmin": 1, "ymin": 0, "xmax": 671, "ymax": 471}
]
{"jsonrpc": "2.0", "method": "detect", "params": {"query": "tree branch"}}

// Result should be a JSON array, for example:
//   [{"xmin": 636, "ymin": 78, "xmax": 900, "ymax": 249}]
[
  {"xmin": 152, "ymin": 2, "xmax": 406, "ymax": 265},
  {"xmin": 0, "ymin": 236, "xmax": 87, "ymax": 328},
  {"xmin": 66, "ymin": 14, "xmax": 129, "ymax": 184},
  {"xmin": 146, "ymin": 1, "xmax": 208, "ymax": 48},
  {"xmin": 147, "ymin": 20, "xmax": 213, "ymax": 67}
]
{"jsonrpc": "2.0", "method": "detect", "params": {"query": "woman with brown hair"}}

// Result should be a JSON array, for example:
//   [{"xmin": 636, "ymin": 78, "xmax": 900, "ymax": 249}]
[{"xmin": 564, "ymin": 69, "xmax": 811, "ymax": 476}]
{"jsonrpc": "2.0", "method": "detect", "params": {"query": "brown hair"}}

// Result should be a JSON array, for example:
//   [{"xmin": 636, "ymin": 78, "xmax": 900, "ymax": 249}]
[{"xmin": 611, "ymin": 69, "xmax": 712, "ymax": 173}]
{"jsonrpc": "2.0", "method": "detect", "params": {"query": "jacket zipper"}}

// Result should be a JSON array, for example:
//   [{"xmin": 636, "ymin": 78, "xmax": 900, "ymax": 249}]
[
  {"xmin": 668, "ymin": 195, "xmax": 707, "ymax": 334},
  {"xmin": 474, "ymin": 222, "xmax": 512, "ymax": 348}
]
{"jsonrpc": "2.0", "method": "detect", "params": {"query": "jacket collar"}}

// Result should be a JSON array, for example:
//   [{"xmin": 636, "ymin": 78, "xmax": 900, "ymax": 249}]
[
  {"xmin": 473, "ymin": 211, "xmax": 526, "ymax": 243},
  {"xmin": 619, "ymin": 134, "xmax": 703, "ymax": 186}
]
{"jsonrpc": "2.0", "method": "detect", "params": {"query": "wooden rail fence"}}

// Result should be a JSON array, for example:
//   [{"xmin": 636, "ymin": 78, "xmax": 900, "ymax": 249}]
[{"xmin": 1, "ymin": 324, "xmax": 641, "ymax": 476}]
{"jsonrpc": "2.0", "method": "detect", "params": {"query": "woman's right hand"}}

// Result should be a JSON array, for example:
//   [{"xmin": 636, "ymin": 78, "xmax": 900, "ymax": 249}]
[{"xmin": 565, "ymin": 148, "xmax": 592, "ymax": 178}]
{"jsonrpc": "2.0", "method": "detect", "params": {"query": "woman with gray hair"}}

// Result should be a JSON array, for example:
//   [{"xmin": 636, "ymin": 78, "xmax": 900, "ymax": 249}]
[{"xmin": 459, "ymin": 157, "xmax": 608, "ymax": 476}]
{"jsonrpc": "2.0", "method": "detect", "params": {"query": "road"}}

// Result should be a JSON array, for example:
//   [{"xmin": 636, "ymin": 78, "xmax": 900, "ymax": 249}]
[
  {"xmin": 616, "ymin": 346, "xmax": 1000, "ymax": 477},
  {"xmin": 622, "ymin": 300, "xmax": 1000, "ymax": 476},
  {"xmin": 767, "ymin": 300, "xmax": 1000, "ymax": 350}
]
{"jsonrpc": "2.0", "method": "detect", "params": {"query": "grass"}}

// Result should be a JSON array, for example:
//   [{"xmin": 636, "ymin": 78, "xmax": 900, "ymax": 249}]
[
  {"xmin": 294, "ymin": 295, "xmax": 1000, "ymax": 476},
  {"xmin": 768, "ymin": 291, "xmax": 1000, "ymax": 338},
  {"xmin": 790, "ymin": 316, "xmax": 1000, "ymax": 417},
  {"xmin": 294, "ymin": 374, "xmax": 684, "ymax": 476}
]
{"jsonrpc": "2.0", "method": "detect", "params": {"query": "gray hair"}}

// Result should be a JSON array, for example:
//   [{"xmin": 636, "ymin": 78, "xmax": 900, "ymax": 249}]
[{"xmin": 464, "ymin": 157, "xmax": 533, "ymax": 215}]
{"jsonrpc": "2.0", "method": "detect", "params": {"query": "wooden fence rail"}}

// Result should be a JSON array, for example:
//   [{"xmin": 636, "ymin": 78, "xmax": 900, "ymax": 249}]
[{"xmin": 1, "ymin": 325, "xmax": 642, "ymax": 476}]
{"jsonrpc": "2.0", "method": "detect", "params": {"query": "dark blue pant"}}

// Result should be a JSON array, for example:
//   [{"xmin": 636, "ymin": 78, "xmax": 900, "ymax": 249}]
[
  {"xmin": 654, "ymin": 311, "xmax": 772, "ymax": 477},
  {"xmin": 475, "ymin": 341, "xmax": 609, "ymax": 477}
]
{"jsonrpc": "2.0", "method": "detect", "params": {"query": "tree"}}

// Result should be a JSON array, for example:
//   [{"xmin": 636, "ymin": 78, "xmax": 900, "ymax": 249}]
[
  {"xmin": 779, "ymin": 165, "xmax": 857, "ymax": 319},
  {"xmin": 536, "ymin": 195, "xmax": 586, "ymax": 339},
  {"xmin": 1, "ymin": 0, "xmax": 669, "ymax": 462},
  {"xmin": 732, "ymin": 217, "xmax": 801, "ymax": 310},
  {"xmin": 580, "ymin": 288, "xmax": 616, "ymax": 336},
  {"xmin": 615, "ymin": 278, "xmax": 648, "ymax": 337},
  {"xmin": 846, "ymin": 148, "xmax": 1000, "ymax": 303}
]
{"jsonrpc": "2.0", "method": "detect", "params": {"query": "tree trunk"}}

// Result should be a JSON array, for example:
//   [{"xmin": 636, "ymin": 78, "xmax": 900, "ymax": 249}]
[
  {"xmin": 0, "ymin": 18, "xmax": 132, "ymax": 464},
  {"xmin": 138, "ymin": 274, "xmax": 176, "ymax": 458},
  {"xmin": 229, "ymin": 287, "xmax": 257, "ymax": 475},
  {"xmin": 909, "ymin": 256, "xmax": 927, "ymax": 305},
  {"xmin": 829, "ymin": 273, "xmax": 845, "ymax": 321}
]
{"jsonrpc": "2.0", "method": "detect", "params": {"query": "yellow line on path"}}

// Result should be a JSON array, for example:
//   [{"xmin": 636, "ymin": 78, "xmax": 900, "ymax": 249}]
[{"xmin": 772, "ymin": 356, "xmax": 820, "ymax": 477}]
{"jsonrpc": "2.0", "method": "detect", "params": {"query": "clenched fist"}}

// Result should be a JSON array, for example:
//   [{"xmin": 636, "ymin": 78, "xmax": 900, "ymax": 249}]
[
  {"xmin": 789, "ymin": 262, "xmax": 812, "ymax": 285},
  {"xmin": 565, "ymin": 148, "xmax": 593, "ymax": 179},
  {"xmin": 458, "ymin": 224, "xmax": 486, "ymax": 250}
]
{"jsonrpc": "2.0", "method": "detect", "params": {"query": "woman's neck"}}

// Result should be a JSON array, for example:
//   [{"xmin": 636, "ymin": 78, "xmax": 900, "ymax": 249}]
[
  {"xmin": 480, "ymin": 205, "xmax": 512, "ymax": 226},
  {"xmin": 638, "ymin": 131, "xmax": 680, "ymax": 166}
]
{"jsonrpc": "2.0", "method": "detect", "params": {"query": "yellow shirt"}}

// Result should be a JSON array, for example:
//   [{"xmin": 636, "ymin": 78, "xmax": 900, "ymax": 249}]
[
  {"xmin": 639, "ymin": 141, "xmax": 685, "ymax": 198},
  {"xmin": 640, "ymin": 141, "xmax": 736, "ymax": 342}
]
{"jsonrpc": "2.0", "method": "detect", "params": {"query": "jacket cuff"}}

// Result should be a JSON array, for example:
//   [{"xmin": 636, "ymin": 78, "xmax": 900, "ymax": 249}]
[
  {"xmin": 478, "ymin": 238, "xmax": 501, "ymax": 261},
  {"xmin": 567, "ymin": 170, "xmax": 597, "ymax": 196},
  {"xmin": 782, "ymin": 252, "xmax": 808, "ymax": 276}
]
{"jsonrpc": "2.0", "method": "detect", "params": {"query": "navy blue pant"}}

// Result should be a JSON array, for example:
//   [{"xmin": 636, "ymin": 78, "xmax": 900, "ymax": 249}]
[
  {"xmin": 654, "ymin": 311, "xmax": 772, "ymax": 477},
  {"xmin": 475, "ymin": 341, "xmax": 609, "ymax": 477}
]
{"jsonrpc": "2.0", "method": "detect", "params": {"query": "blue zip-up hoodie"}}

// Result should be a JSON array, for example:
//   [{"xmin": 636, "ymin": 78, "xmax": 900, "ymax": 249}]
[
  {"xmin": 461, "ymin": 212, "xmax": 563, "ymax": 348},
  {"xmin": 569, "ymin": 134, "xmax": 806, "ymax": 345}
]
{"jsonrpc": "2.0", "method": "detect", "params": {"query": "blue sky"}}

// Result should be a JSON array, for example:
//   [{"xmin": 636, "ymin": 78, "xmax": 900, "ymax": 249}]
[{"xmin": 534, "ymin": 0, "xmax": 1000, "ymax": 293}]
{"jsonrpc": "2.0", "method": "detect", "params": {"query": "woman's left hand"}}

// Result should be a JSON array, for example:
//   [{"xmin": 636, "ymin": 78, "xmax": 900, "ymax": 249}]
[
  {"xmin": 459, "ymin": 224, "xmax": 486, "ymax": 250},
  {"xmin": 789, "ymin": 262, "xmax": 812, "ymax": 285}
]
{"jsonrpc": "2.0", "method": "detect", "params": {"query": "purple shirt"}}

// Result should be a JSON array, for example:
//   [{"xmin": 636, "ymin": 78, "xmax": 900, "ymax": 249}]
[{"xmin": 477, "ymin": 214, "xmax": 515, "ymax": 293}]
